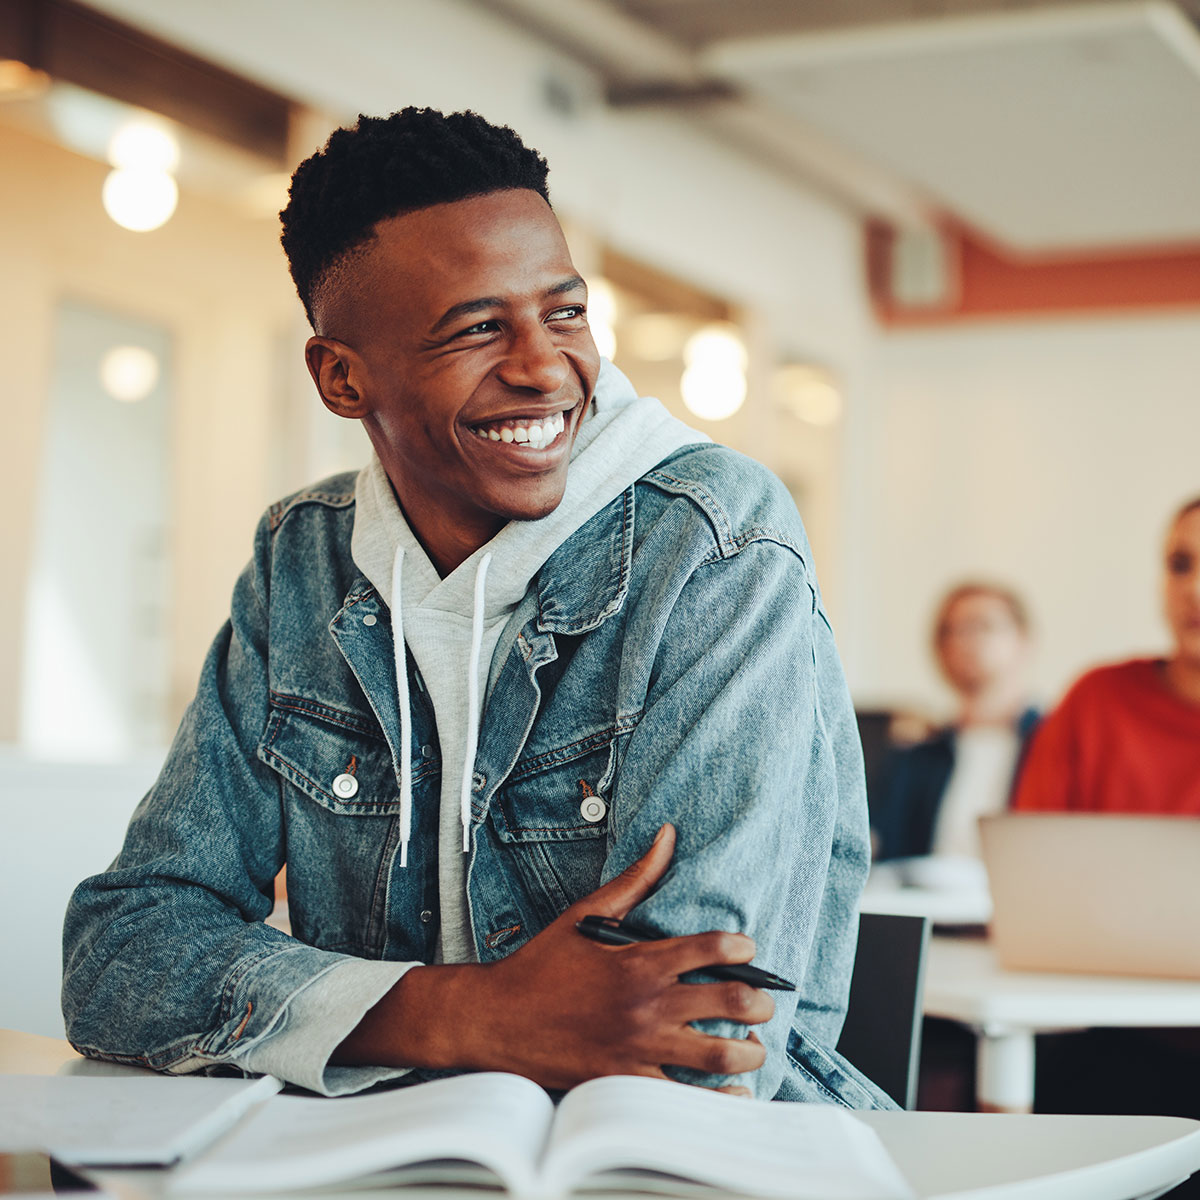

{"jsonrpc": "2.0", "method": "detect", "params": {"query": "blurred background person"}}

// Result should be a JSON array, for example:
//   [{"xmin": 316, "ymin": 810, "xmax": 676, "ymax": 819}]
[
  {"xmin": 1017, "ymin": 496, "xmax": 1200, "ymax": 1193},
  {"xmin": 1015, "ymin": 495, "xmax": 1200, "ymax": 814},
  {"xmin": 874, "ymin": 582, "xmax": 1040, "ymax": 867}
]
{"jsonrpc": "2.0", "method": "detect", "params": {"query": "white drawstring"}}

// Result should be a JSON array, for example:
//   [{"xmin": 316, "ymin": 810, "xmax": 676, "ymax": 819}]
[
  {"xmin": 391, "ymin": 547, "xmax": 491, "ymax": 868},
  {"xmin": 391, "ymin": 547, "xmax": 413, "ymax": 869},
  {"xmin": 461, "ymin": 553, "xmax": 492, "ymax": 852}
]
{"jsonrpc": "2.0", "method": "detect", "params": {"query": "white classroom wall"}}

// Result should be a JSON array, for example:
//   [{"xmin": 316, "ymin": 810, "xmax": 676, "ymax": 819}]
[{"xmin": 844, "ymin": 310, "xmax": 1200, "ymax": 716}]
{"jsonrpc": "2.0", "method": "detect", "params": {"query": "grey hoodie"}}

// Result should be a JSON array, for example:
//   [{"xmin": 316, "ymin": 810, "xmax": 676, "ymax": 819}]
[{"xmin": 239, "ymin": 361, "xmax": 706, "ymax": 1092}]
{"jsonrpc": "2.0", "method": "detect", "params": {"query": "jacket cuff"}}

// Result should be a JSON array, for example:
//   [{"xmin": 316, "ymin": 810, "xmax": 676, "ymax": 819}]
[{"xmin": 230, "ymin": 956, "xmax": 419, "ymax": 1095}]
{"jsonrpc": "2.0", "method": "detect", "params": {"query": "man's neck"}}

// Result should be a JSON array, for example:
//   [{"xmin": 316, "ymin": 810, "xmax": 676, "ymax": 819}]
[
  {"xmin": 420, "ymin": 523, "xmax": 495, "ymax": 578},
  {"xmin": 957, "ymin": 680, "xmax": 1028, "ymax": 728},
  {"xmin": 385, "ymin": 476, "xmax": 503, "ymax": 578}
]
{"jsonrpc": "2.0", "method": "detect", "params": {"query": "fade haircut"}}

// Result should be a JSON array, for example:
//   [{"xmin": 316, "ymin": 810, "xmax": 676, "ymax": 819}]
[{"xmin": 280, "ymin": 107, "xmax": 552, "ymax": 328}]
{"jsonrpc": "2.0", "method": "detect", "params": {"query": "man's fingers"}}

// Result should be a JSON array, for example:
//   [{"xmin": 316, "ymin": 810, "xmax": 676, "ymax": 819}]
[
  {"xmin": 647, "ymin": 929, "xmax": 757, "ymax": 977},
  {"xmin": 663, "ymin": 979, "xmax": 775, "ymax": 1026},
  {"xmin": 664, "ymin": 1028, "xmax": 768, "ymax": 1077},
  {"xmin": 582, "ymin": 824, "xmax": 676, "ymax": 919}
]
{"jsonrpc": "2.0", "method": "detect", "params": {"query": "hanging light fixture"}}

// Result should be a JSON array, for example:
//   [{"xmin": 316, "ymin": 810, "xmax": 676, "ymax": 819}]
[
  {"xmin": 680, "ymin": 323, "xmax": 747, "ymax": 421},
  {"xmin": 102, "ymin": 117, "xmax": 180, "ymax": 232},
  {"xmin": 99, "ymin": 345, "xmax": 160, "ymax": 403},
  {"xmin": 587, "ymin": 278, "xmax": 618, "ymax": 360}
]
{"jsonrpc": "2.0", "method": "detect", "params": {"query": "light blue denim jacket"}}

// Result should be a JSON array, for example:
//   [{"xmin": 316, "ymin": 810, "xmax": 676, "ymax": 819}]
[{"xmin": 62, "ymin": 443, "xmax": 891, "ymax": 1108}]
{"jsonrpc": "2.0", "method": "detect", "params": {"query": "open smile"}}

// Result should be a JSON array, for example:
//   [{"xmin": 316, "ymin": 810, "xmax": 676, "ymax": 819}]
[{"xmin": 466, "ymin": 404, "xmax": 576, "ymax": 451}]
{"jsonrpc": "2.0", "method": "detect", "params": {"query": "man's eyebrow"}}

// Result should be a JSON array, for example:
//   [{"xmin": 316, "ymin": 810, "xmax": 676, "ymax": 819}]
[
  {"xmin": 429, "ymin": 276, "xmax": 587, "ymax": 336},
  {"xmin": 547, "ymin": 274, "xmax": 587, "ymax": 298}
]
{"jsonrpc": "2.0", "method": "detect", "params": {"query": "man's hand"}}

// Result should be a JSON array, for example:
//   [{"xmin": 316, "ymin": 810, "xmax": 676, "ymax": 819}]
[{"xmin": 334, "ymin": 825, "xmax": 773, "ymax": 1091}]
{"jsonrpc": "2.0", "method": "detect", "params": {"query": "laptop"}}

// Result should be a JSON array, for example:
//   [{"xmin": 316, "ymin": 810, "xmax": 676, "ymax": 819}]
[{"xmin": 979, "ymin": 812, "xmax": 1200, "ymax": 978}]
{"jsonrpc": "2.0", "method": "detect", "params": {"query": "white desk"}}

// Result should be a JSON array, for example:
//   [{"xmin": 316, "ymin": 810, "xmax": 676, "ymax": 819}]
[
  {"xmin": 4, "ymin": 1029, "xmax": 1200, "ymax": 1200},
  {"xmin": 924, "ymin": 935, "xmax": 1200, "ymax": 1113}
]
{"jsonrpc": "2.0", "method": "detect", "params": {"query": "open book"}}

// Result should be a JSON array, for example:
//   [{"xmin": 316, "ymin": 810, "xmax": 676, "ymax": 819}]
[{"xmin": 170, "ymin": 1072, "xmax": 912, "ymax": 1198}]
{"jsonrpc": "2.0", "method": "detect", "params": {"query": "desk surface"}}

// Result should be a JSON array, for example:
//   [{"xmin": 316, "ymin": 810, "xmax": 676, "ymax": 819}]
[
  {"xmin": 4, "ymin": 1028, "xmax": 1199, "ymax": 1200},
  {"xmin": 925, "ymin": 935, "xmax": 1200, "ymax": 1030}
]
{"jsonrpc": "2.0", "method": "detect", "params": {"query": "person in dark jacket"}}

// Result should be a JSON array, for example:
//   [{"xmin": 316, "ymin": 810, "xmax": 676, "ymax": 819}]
[{"xmin": 874, "ymin": 582, "xmax": 1039, "ymax": 863}]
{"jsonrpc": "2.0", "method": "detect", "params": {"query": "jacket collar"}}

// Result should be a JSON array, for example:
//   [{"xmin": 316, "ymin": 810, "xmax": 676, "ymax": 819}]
[
  {"xmin": 534, "ymin": 486, "xmax": 634, "ymax": 636},
  {"xmin": 333, "ymin": 482, "xmax": 636, "ymax": 640}
]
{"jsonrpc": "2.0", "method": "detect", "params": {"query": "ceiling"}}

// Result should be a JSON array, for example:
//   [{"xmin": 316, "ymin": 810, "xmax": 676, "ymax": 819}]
[{"xmin": 478, "ymin": 0, "xmax": 1200, "ymax": 255}]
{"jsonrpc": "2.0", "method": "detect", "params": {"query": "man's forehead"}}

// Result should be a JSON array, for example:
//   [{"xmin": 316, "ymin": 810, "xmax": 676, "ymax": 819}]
[
  {"xmin": 316, "ymin": 189, "xmax": 574, "ymax": 336},
  {"xmin": 368, "ymin": 193, "xmax": 575, "ymax": 304},
  {"xmin": 370, "ymin": 189, "xmax": 566, "ymax": 262}
]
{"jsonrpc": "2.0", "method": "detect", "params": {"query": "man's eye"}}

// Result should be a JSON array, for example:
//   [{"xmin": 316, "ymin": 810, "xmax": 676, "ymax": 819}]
[
  {"xmin": 1168, "ymin": 552, "xmax": 1195, "ymax": 575},
  {"xmin": 460, "ymin": 320, "xmax": 499, "ymax": 337},
  {"xmin": 548, "ymin": 305, "xmax": 586, "ymax": 322}
]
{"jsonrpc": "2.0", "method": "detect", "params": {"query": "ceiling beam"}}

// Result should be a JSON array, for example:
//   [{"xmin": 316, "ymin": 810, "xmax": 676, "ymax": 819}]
[
  {"xmin": 467, "ymin": 0, "xmax": 936, "ymax": 230},
  {"xmin": 0, "ymin": 0, "xmax": 292, "ymax": 164}
]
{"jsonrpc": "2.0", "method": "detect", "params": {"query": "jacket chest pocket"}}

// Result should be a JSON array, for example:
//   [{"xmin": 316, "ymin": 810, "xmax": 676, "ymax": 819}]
[
  {"xmin": 257, "ymin": 697, "xmax": 413, "ymax": 955},
  {"xmin": 488, "ymin": 734, "xmax": 617, "ymax": 917},
  {"xmin": 258, "ymin": 698, "xmax": 402, "ymax": 816}
]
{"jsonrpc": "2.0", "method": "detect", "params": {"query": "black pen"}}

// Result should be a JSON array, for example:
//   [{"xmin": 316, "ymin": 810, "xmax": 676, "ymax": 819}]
[{"xmin": 576, "ymin": 914, "xmax": 796, "ymax": 991}]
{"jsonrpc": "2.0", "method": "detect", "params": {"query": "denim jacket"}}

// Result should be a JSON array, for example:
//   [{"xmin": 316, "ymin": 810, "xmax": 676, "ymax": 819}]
[{"xmin": 62, "ymin": 444, "xmax": 891, "ymax": 1108}]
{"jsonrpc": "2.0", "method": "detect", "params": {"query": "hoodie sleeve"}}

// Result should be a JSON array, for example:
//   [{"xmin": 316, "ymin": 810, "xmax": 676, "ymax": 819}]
[{"xmin": 233, "ymin": 958, "xmax": 416, "ymax": 1094}]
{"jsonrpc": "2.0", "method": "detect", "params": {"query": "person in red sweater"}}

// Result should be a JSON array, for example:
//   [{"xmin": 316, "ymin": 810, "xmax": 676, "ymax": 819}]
[
  {"xmin": 1014, "ymin": 496, "xmax": 1200, "ymax": 1165},
  {"xmin": 1015, "ymin": 494, "xmax": 1200, "ymax": 814}
]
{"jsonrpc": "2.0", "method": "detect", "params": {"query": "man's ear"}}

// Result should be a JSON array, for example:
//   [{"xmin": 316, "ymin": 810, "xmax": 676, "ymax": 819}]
[{"xmin": 305, "ymin": 336, "xmax": 368, "ymax": 419}]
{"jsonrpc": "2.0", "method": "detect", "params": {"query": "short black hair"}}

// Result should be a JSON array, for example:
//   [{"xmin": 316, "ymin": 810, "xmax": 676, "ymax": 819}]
[{"xmin": 280, "ymin": 107, "xmax": 551, "ymax": 327}]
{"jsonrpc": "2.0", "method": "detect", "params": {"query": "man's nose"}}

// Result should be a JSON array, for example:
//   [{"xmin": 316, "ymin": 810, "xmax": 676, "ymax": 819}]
[{"xmin": 498, "ymin": 324, "xmax": 570, "ymax": 393}]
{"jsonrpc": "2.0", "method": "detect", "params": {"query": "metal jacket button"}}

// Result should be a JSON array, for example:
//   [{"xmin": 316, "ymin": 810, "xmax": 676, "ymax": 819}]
[
  {"xmin": 332, "ymin": 773, "xmax": 359, "ymax": 799},
  {"xmin": 362, "ymin": 614, "xmax": 377, "ymax": 626},
  {"xmin": 580, "ymin": 795, "xmax": 607, "ymax": 822}
]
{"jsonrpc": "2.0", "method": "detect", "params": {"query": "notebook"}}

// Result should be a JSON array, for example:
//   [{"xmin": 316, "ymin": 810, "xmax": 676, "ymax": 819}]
[{"xmin": 979, "ymin": 812, "xmax": 1200, "ymax": 978}]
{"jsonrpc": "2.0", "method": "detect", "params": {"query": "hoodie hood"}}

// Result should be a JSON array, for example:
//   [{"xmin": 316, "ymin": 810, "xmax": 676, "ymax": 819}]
[{"xmin": 350, "ymin": 359, "xmax": 707, "ymax": 960}]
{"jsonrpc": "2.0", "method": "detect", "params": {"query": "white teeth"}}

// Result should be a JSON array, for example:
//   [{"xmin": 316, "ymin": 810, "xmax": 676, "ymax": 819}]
[{"xmin": 474, "ymin": 410, "xmax": 568, "ymax": 446}]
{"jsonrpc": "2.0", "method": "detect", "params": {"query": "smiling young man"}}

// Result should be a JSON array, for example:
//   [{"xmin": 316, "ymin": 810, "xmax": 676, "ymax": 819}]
[{"xmin": 63, "ymin": 109, "xmax": 886, "ymax": 1107}]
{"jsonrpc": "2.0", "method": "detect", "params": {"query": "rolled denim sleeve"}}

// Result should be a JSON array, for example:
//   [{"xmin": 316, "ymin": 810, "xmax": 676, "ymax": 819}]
[
  {"xmin": 603, "ymin": 530, "xmax": 875, "ymax": 1102},
  {"xmin": 62, "ymin": 517, "xmax": 406, "ymax": 1093}
]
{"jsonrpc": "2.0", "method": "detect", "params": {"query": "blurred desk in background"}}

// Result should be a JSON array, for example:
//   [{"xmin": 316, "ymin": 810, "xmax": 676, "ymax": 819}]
[
  {"xmin": 924, "ymin": 936, "xmax": 1200, "ymax": 1113},
  {"xmin": 861, "ymin": 857, "xmax": 993, "ymax": 927}
]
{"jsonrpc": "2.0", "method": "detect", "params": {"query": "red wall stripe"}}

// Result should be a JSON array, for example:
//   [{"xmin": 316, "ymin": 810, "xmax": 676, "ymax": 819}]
[{"xmin": 868, "ymin": 220, "xmax": 1200, "ymax": 325}]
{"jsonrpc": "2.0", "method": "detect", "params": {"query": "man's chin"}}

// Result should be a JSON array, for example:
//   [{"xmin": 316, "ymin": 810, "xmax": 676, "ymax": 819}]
[{"xmin": 504, "ymin": 494, "xmax": 567, "ymax": 523}]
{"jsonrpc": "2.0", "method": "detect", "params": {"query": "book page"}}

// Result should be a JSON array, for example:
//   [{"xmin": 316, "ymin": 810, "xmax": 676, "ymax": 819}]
[
  {"xmin": 542, "ymin": 1076, "xmax": 913, "ymax": 1200},
  {"xmin": 169, "ymin": 1072, "xmax": 552, "ymax": 1195}
]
